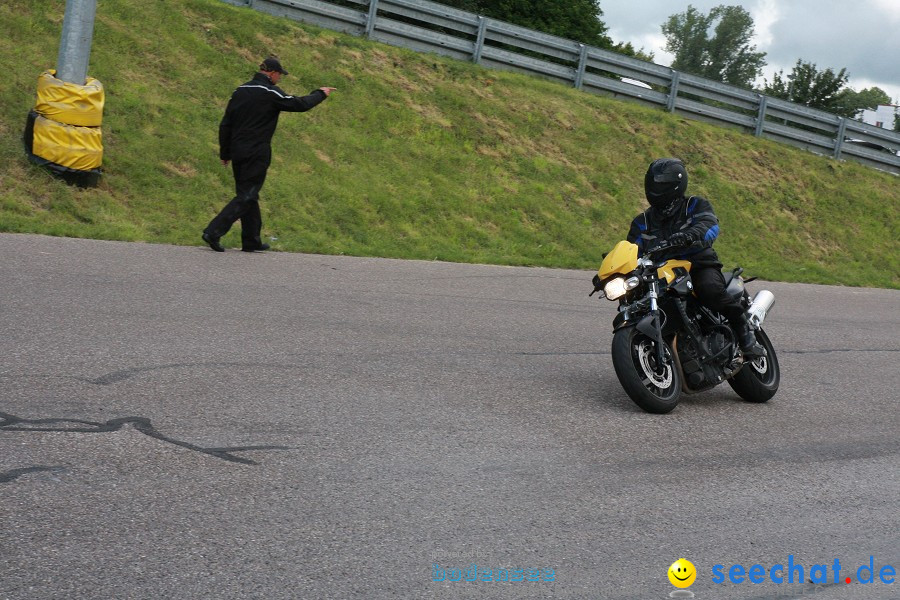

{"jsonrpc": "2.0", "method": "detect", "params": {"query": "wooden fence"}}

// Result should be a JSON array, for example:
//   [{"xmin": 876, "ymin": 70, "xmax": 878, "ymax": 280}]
[{"xmin": 223, "ymin": 0, "xmax": 900, "ymax": 175}]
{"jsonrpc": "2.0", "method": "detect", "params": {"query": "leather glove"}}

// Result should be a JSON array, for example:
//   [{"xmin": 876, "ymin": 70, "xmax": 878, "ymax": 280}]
[{"xmin": 667, "ymin": 231, "xmax": 695, "ymax": 248}]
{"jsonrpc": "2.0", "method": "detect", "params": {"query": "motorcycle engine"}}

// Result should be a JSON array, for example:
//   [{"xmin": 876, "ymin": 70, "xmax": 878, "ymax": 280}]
[
  {"xmin": 708, "ymin": 331, "xmax": 729, "ymax": 358},
  {"xmin": 678, "ymin": 329, "xmax": 733, "ymax": 390}
]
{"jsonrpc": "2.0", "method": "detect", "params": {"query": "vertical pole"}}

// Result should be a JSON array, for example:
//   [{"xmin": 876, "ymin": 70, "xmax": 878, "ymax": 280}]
[
  {"xmin": 473, "ymin": 16, "xmax": 487, "ymax": 64},
  {"xmin": 365, "ymin": 0, "xmax": 379, "ymax": 38},
  {"xmin": 755, "ymin": 95, "xmax": 768, "ymax": 137},
  {"xmin": 667, "ymin": 70, "xmax": 680, "ymax": 113},
  {"xmin": 56, "ymin": 0, "xmax": 97, "ymax": 85},
  {"xmin": 833, "ymin": 117, "xmax": 847, "ymax": 159},
  {"xmin": 574, "ymin": 44, "xmax": 587, "ymax": 90}
]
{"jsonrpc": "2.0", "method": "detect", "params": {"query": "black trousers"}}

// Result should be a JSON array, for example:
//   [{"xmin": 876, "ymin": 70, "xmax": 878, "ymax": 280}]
[
  {"xmin": 204, "ymin": 153, "xmax": 270, "ymax": 249},
  {"xmin": 691, "ymin": 265, "xmax": 745, "ymax": 324}
]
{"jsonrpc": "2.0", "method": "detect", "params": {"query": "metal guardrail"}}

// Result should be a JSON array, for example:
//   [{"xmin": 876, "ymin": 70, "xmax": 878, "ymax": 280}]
[{"xmin": 223, "ymin": 0, "xmax": 900, "ymax": 174}]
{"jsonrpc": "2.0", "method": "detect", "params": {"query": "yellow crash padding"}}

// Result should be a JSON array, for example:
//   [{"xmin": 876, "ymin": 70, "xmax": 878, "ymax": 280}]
[
  {"xmin": 35, "ymin": 70, "xmax": 104, "ymax": 127},
  {"xmin": 32, "ymin": 113, "xmax": 103, "ymax": 170}
]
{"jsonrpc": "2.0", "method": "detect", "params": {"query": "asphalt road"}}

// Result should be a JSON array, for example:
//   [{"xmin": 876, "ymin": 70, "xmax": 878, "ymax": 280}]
[{"xmin": 1, "ymin": 233, "xmax": 897, "ymax": 600}]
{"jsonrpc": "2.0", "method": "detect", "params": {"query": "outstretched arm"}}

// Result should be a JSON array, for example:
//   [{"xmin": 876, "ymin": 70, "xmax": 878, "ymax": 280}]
[{"xmin": 275, "ymin": 87, "xmax": 336, "ymax": 112}]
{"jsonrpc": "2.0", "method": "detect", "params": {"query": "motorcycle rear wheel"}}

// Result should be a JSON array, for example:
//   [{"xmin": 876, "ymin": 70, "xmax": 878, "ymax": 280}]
[
  {"xmin": 611, "ymin": 326, "xmax": 681, "ymax": 414},
  {"xmin": 728, "ymin": 328, "xmax": 779, "ymax": 403}
]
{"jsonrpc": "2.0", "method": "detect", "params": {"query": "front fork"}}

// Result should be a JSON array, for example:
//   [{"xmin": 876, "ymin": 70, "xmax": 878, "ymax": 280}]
[{"xmin": 648, "ymin": 281, "xmax": 667, "ymax": 368}]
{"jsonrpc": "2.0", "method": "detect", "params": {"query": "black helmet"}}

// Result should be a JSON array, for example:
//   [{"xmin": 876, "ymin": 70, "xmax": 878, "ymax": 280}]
[{"xmin": 644, "ymin": 158, "xmax": 688, "ymax": 208}]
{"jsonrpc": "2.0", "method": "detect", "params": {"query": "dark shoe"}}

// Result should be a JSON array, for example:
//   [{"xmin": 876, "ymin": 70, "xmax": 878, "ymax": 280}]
[
  {"xmin": 741, "ymin": 339, "xmax": 767, "ymax": 358},
  {"xmin": 241, "ymin": 243, "xmax": 270, "ymax": 252},
  {"xmin": 738, "ymin": 325, "xmax": 767, "ymax": 358},
  {"xmin": 732, "ymin": 314, "xmax": 766, "ymax": 358},
  {"xmin": 202, "ymin": 232, "xmax": 225, "ymax": 252}
]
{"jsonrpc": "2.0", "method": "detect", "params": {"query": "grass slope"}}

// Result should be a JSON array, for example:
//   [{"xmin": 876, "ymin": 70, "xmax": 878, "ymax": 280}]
[{"xmin": 1, "ymin": 0, "xmax": 897, "ymax": 288}]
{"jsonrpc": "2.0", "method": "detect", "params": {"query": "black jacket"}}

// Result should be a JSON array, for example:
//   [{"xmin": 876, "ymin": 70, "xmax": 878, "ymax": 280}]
[
  {"xmin": 626, "ymin": 195, "xmax": 723, "ymax": 267},
  {"xmin": 219, "ymin": 72, "xmax": 327, "ymax": 162}
]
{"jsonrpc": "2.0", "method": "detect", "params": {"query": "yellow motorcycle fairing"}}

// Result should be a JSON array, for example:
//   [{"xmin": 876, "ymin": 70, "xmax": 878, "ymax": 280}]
[
  {"xmin": 598, "ymin": 240, "xmax": 693, "ymax": 286},
  {"xmin": 598, "ymin": 241, "xmax": 639, "ymax": 279},
  {"xmin": 657, "ymin": 259, "xmax": 692, "ymax": 284}
]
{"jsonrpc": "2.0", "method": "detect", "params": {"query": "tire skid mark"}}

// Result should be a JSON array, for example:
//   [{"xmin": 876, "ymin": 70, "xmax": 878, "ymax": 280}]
[
  {"xmin": 0, "ymin": 465, "xmax": 67, "ymax": 483},
  {"xmin": 0, "ymin": 411, "xmax": 292, "ymax": 472}
]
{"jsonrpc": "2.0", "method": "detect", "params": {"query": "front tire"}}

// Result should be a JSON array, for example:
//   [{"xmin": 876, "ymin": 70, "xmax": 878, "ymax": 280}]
[
  {"xmin": 728, "ymin": 328, "xmax": 780, "ymax": 402},
  {"xmin": 611, "ymin": 326, "xmax": 681, "ymax": 414}
]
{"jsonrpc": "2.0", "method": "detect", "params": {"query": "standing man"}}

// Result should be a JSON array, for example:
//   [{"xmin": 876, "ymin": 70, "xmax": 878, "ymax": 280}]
[{"xmin": 203, "ymin": 55, "xmax": 336, "ymax": 252}]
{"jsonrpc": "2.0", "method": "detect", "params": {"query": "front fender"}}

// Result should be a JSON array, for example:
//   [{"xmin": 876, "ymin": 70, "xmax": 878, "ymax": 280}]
[
  {"xmin": 635, "ymin": 313, "xmax": 659, "ymax": 338},
  {"xmin": 613, "ymin": 309, "xmax": 659, "ymax": 333},
  {"xmin": 612, "ymin": 312, "xmax": 632, "ymax": 332}
]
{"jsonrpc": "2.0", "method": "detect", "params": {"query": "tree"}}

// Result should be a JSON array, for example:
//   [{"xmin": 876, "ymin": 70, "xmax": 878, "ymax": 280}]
[
  {"xmin": 439, "ymin": 0, "xmax": 613, "ymax": 49},
  {"xmin": 835, "ymin": 86, "xmax": 891, "ymax": 117},
  {"xmin": 612, "ymin": 41, "xmax": 655, "ymax": 63},
  {"xmin": 661, "ymin": 4, "xmax": 766, "ymax": 88},
  {"xmin": 763, "ymin": 60, "xmax": 854, "ymax": 116}
]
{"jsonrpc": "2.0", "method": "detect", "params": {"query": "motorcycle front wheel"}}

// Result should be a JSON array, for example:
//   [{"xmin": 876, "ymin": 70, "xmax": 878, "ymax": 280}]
[
  {"xmin": 611, "ymin": 326, "xmax": 681, "ymax": 414},
  {"xmin": 727, "ymin": 328, "xmax": 780, "ymax": 403}
]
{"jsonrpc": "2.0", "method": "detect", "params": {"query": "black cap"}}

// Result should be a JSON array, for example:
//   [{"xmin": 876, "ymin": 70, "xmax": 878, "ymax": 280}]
[{"xmin": 260, "ymin": 56, "xmax": 288, "ymax": 75}]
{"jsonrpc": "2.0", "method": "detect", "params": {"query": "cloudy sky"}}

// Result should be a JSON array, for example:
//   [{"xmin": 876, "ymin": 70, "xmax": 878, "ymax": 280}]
[{"xmin": 601, "ymin": 0, "xmax": 900, "ymax": 103}]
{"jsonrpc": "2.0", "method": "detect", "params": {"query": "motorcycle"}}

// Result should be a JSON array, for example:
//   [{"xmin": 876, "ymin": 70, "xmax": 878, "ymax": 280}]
[{"xmin": 590, "ymin": 239, "xmax": 780, "ymax": 414}]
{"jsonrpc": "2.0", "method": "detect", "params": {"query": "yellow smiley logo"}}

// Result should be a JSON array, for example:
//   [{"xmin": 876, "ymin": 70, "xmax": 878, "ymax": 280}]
[{"xmin": 668, "ymin": 558, "xmax": 697, "ymax": 588}]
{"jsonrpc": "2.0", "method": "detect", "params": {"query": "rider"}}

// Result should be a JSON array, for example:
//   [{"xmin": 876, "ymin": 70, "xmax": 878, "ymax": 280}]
[{"xmin": 626, "ymin": 158, "xmax": 765, "ymax": 357}]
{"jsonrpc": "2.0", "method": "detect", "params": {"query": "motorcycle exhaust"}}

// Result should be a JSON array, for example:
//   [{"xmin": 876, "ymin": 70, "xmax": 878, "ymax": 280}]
[{"xmin": 747, "ymin": 290, "xmax": 775, "ymax": 329}]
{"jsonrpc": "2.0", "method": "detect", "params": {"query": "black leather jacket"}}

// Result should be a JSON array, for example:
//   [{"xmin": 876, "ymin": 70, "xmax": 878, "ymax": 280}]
[
  {"xmin": 626, "ymin": 195, "xmax": 723, "ymax": 267},
  {"xmin": 219, "ymin": 72, "xmax": 327, "ymax": 162}
]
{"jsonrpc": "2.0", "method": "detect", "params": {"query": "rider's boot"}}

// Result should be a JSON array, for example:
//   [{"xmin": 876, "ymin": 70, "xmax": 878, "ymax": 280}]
[{"xmin": 733, "ymin": 313, "xmax": 766, "ymax": 358}]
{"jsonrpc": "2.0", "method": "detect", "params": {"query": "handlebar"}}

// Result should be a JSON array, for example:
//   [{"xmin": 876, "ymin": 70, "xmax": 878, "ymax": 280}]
[
  {"xmin": 645, "ymin": 236, "xmax": 696, "ymax": 258},
  {"xmin": 645, "ymin": 239, "xmax": 673, "ymax": 258}
]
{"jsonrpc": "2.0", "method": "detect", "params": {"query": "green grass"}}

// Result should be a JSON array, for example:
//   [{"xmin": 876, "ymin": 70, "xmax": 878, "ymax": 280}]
[{"xmin": 1, "ymin": 0, "xmax": 898, "ymax": 288}]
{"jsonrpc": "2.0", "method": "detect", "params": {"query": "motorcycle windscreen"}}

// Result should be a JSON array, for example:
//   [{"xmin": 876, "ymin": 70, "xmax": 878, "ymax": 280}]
[{"xmin": 599, "ymin": 241, "xmax": 639, "ymax": 279}]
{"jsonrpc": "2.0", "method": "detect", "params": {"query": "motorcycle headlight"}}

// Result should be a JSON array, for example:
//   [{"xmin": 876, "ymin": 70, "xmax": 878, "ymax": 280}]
[
  {"xmin": 604, "ymin": 277, "xmax": 627, "ymax": 300},
  {"xmin": 604, "ymin": 276, "xmax": 640, "ymax": 300}
]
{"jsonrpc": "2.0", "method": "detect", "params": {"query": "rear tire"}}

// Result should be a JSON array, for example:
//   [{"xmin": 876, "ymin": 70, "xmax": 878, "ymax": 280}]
[
  {"xmin": 728, "ymin": 328, "xmax": 779, "ymax": 403},
  {"xmin": 611, "ymin": 326, "xmax": 681, "ymax": 414}
]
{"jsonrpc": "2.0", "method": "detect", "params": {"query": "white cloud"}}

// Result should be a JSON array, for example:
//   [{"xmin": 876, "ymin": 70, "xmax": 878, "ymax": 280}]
[
  {"xmin": 750, "ymin": 0, "xmax": 780, "ymax": 48},
  {"xmin": 600, "ymin": 0, "xmax": 900, "ymax": 103},
  {"xmin": 869, "ymin": 0, "xmax": 900, "ymax": 21}
]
